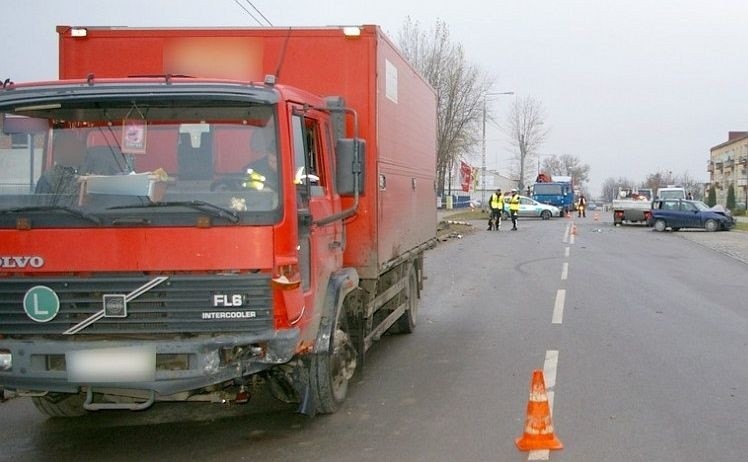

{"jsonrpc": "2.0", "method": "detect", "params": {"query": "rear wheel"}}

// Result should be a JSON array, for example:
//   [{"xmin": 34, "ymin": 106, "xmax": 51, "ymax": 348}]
[
  {"xmin": 704, "ymin": 219, "xmax": 719, "ymax": 232},
  {"xmin": 32, "ymin": 393, "xmax": 87, "ymax": 417},
  {"xmin": 654, "ymin": 219, "xmax": 667, "ymax": 232},
  {"xmin": 393, "ymin": 264, "xmax": 418, "ymax": 334}
]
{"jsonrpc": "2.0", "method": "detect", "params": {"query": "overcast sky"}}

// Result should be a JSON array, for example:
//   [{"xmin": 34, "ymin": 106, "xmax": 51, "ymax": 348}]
[{"xmin": 3, "ymin": 0, "xmax": 747, "ymax": 195}]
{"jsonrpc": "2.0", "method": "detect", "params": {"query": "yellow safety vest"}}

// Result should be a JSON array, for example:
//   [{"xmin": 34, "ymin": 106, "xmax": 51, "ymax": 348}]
[
  {"xmin": 509, "ymin": 193, "xmax": 520, "ymax": 211},
  {"xmin": 490, "ymin": 193, "xmax": 503, "ymax": 209},
  {"xmin": 242, "ymin": 168, "xmax": 267, "ymax": 190}
]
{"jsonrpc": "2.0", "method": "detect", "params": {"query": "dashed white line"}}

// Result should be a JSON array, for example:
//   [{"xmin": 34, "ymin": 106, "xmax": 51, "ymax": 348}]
[
  {"xmin": 561, "ymin": 262, "xmax": 568, "ymax": 281},
  {"xmin": 552, "ymin": 289, "xmax": 565, "ymax": 324},
  {"xmin": 565, "ymin": 247, "xmax": 570, "ymax": 258},
  {"xmin": 543, "ymin": 350, "xmax": 559, "ymax": 388}
]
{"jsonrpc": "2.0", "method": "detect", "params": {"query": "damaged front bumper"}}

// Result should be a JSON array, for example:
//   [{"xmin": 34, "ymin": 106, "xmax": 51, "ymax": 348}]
[{"xmin": 0, "ymin": 328, "xmax": 300, "ymax": 397}]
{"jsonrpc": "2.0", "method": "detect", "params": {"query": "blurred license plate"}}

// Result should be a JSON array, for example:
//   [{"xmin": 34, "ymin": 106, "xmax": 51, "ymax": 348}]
[{"xmin": 67, "ymin": 347, "xmax": 156, "ymax": 382}]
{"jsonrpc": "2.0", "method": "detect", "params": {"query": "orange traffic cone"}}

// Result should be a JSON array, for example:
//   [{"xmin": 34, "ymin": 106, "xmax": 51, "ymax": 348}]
[
  {"xmin": 515, "ymin": 369, "xmax": 563, "ymax": 451},
  {"xmin": 594, "ymin": 212, "xmax": 599, "ymax": 222},
  {"xmin": 571, "ymin": 224, "xmax": 577, "ymax": 236}
]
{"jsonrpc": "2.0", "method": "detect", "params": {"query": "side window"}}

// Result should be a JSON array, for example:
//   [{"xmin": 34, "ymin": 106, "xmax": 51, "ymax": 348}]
[
  {"xmin": 291, "ymin": 112, "xmax": 325, "ymax": 193},
  {"xmin": 291, "ymin": 114, "xmax": 306, "ymax": 184},
  {"xmin": 681, "ymin": 202, "xmax": 696, "ymax": 212}
]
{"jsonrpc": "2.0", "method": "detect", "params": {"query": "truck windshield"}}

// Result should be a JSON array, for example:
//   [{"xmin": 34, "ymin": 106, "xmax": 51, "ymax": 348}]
[
  {"xmin": 0, "ymin": 102, "xmax": 280, "ymax": 228},
  {"xmin": 534, "ymin": 184, "xmax": 563, "ymax": 195}
]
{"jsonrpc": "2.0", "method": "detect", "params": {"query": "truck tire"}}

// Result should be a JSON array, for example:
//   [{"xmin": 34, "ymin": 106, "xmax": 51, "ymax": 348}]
[
  {"xmin": 393, "ymin": 264, "xmax": 419, "ymax": 334},
  {"xmin": 541, "ymin": 210, "xmax": 551, "ymax": 220},
  {"xmin": 32, "ymin": 393, "xmax": 87, "ymax": 417},
  {"xmin": 704, "ymin": 219, "xmax": 719, "ymax": 232},
  {"xmin": 310, "ymin": 320, "xmax": 357, "ymax": 414},
  {"xmin": 654, "ymin": 219, "xmax": 667, "ymax": 232}
]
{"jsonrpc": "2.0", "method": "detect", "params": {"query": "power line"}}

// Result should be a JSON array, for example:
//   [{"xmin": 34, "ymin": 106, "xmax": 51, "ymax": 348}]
[
  {"xmin": 244, "ymin": 0, "xmax": 273, "ymax": 26},
  {"xmin": 232, "ymin": 0, "xmax": 273, "ymax": 27}
]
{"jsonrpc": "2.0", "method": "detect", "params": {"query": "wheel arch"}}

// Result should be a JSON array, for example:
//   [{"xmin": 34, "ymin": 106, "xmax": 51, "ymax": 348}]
[{"xmin": 313, "ymin": 268, "xmax": 359, "ymax": 354}]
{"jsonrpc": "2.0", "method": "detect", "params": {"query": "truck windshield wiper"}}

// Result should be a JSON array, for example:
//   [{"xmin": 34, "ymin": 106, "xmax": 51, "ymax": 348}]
[
  {"xmin": 0, "ymin": 205, "xmax": 102, "ymax": 224},
  {"xmin": 108, "ymin": 200, "xmax": 240, "ymax": 223}
]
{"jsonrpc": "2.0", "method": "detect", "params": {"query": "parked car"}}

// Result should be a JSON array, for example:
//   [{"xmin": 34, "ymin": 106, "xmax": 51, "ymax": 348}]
[
  {"xmin": 502, "ymin": 195, "xmax": 561, "ymax": 220},
  {"xmin": 647, "ymin": 199, "xmax": 736, "ymax": 232}
]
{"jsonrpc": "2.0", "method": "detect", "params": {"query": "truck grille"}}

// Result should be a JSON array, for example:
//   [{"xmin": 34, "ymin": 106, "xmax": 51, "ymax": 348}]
[{"xmin": 0, "ymin": 274, "xmax": 273, "ymax": 335}]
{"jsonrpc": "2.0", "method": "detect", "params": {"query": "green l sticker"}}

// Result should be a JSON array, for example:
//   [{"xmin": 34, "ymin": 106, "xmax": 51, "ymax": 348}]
[{"xmin": 23, "ymin": 286, "xmax": 60, "ymax": 322}]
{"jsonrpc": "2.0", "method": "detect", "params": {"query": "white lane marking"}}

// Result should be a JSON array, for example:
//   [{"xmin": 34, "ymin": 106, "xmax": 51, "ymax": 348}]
[
  {"xmin": 543, "ymin": 350, "xmax": 559, "ymax": 388},
  {"xmin": 565, "ymin": 247, "xmax": 570, "ymax": 258},
  {"xmin": 529, "ymin": 447, "xmax": 549, "ymax": 460},
  {"xmin": 561, "ymin": 262, "xmax": 568, "ymax": 281},
  {"xmin": 563, "ymin": 224, "xmax": 570, "ymax": 243},
  {"xmin": 552, "ymin": 289, "xmax": 565, "ymax": 324}
]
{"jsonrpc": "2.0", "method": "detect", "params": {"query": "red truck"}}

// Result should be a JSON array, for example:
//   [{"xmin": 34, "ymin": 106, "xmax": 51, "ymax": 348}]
[{"xmin": 0, "ymin": 25, "xmax": 437, "ymax": 416}]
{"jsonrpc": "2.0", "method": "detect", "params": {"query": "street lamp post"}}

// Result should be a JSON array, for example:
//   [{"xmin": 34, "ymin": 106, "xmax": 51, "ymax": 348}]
[{"xmin": 481, "ymin": 91, "xmax": 514, "ymax": 208}]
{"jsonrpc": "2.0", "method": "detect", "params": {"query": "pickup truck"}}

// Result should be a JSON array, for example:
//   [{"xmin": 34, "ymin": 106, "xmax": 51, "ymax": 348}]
[{"xmin": 612, "ymin": 188, "xmax": 653, "ymax": 225}]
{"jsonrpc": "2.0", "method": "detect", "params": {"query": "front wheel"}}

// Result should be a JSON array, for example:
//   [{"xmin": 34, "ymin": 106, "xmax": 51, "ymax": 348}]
[
  {"xmin": 704, "ymin": 219, "xmax": 719, "ymax": 232},
  {"xmin": 309, "ymin": 320, "xmax": 357, "ymax": 414},
  {"xmin": 654, "ymin": 219, "xmax": 667, "ymax": 232},
  {"xmin": 541, "ymin": 210, "xmax": 551, "ymax": 220}
]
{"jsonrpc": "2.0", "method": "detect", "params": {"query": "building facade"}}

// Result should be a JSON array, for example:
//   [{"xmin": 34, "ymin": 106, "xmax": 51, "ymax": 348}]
[{"xmin": 709, "ymin": 131, "xmax": 748, "ymax": 210}]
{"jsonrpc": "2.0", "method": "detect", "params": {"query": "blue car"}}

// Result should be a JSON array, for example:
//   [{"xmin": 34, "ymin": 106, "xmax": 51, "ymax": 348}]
[{"xmin": 648, "ymin": 199, "xmax": 736, "ymax": 232}]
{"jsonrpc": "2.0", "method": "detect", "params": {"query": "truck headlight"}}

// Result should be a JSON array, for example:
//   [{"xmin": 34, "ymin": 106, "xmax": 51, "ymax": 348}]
[{"xmin": 0, "ymin": 350, "xmax": 11, "ymax": 371}]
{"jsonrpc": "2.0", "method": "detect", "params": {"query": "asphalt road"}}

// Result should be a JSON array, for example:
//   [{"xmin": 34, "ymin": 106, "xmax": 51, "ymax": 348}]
[{"xmin": 1, "ymin": 216, "xmax": 746, "ymax": 461}]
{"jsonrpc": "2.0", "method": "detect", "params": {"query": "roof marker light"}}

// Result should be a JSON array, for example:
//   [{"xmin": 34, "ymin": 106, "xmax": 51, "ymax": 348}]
[
  {"xmin": 342, "ymin": 27, "xmax": 361, "ymax": 37},
  {"xmin": 70, "ymin": 27, "xmax": 88, "ymax": 38}
]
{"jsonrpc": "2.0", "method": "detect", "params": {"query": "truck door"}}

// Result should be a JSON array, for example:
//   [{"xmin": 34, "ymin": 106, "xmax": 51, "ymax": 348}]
[{"xmin": 290, "ymin": 110, "xmax": 342, "ymax": 309}]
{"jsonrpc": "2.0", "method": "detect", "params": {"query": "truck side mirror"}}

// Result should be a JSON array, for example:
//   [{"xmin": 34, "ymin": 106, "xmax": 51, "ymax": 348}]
[{"xmin": 336, "ymin": 138, "xmax": 366, "ymax": 196}]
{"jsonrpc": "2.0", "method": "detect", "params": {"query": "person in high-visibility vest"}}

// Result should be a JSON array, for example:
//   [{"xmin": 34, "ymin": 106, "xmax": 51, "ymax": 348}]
[
  {"xmin": 509, "ymin": 188, "xmax": 521, "ymax": 230},
  {"xmin": 577, "ymin": 194, "xmax": 587, "ymax": 218},
  {"xmin": 488, "ymin": 188, "xmax": 503, "ymax": 230}
]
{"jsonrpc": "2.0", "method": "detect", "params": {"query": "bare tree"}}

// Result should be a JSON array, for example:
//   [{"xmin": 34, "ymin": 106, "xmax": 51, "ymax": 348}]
[
  {"xmin": 398, "ymin": 18, "xmax": 493, "ymax": 196},
  {"xmin": 505, "ymin": 95, "xmax": 547, "ymax": 189},
  {"xmin": 641, "ymin": 170, "xmax": 704, "ymax": 200},
  {"xmin": 540, "ymin": 154, "xmax": 591, "ymax": 187},
  {"xmin": 601, "ymin": 176, "xmax": 635, "ymax": 202}
]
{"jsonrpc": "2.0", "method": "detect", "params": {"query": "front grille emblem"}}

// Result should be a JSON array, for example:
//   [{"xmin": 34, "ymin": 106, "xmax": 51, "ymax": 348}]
[
  {"xmin": 63, "ymin": 276, "xmax": 168, "ymax": 335},
  {"xmin": 103, "ymin": 294, "xmax": 127, "ymax": 318}
]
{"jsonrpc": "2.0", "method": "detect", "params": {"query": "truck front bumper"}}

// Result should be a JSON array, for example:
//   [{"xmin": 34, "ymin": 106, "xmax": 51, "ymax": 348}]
[{"xmin": 0, "ymin": 328, "xmax": 300, "ymax": 396}]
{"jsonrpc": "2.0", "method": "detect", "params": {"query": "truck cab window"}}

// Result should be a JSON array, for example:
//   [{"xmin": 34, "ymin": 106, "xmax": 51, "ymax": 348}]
[{"xmin": 291, "ymin": 113, "xmax": 324, "ymax": 206}]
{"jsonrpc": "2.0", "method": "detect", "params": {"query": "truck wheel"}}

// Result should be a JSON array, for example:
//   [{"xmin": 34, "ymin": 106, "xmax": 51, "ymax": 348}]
[
  {"xmin": 32, "ymin": 393, "xmax": 87, "ymax": 417},
  {"xmin": 654, "ymin": 219, "xmax": 667, "ymax": 232},
  {"xmin": 393, "ymin": 264, "xmax": 419, "ymax": 334},
  {"xmin": 704, "ymin": 219, "xmax": 719, "ymax": 232},
  {"xmin": 310, "ymin": 320, "xmax": 357, "ymax": 414},
  {"xmin": 541, "ymin": 210, "xmax": 551, "ymax": 220}
]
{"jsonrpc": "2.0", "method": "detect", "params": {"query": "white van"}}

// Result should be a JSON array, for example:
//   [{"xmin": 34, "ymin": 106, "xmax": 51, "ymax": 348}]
[{"xmin": 657, "ymin": 187, "xmax": 686, "ymax": 200}]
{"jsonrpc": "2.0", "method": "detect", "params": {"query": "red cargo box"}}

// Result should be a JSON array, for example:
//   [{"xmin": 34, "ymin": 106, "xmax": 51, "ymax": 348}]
[{"xmin": 58, "ymin": 25, "xmax": 437, "ymax": 279}]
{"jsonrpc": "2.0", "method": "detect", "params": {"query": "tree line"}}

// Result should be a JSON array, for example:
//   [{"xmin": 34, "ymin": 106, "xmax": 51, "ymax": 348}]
[{"xmin": 396, "ymin": 18, "xmax": 590, "ymax": 196}]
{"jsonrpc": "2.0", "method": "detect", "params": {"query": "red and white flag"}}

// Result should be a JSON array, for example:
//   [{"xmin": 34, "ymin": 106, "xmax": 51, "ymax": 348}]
[{"xmin": 460, "ymin": 161, "xmax": 473, "ymax": 192}]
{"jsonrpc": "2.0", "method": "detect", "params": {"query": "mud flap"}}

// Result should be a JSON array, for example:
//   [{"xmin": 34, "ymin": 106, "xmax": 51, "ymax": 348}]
[{"xmin": 295, "ymin": 357, "xmax": 316, "ymax": 416}]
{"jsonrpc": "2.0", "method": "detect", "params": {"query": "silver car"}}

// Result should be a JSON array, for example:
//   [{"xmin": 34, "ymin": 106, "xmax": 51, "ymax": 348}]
[{"xmin": 503, "ymin": 195, "xmax": 560, "ymax": 220}]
